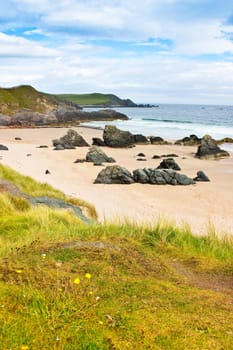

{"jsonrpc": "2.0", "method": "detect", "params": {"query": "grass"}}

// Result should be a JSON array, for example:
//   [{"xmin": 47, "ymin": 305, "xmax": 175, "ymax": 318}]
[
  {"xmin": 0, "ymin": 165, "xmax": 233, "ymax": 349},
  {"xmin": 56, "ymin": 93, "xmax": 124, "ymax": 106}
]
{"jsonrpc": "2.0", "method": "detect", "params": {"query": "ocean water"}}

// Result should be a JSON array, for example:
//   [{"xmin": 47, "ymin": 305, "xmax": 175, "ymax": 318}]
[{"xmin": 83, "ymin": 104, "xmax": 233, "ymax": 151}]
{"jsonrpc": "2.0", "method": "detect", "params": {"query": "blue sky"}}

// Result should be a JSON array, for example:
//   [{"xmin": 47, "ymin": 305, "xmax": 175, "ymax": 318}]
[{"xmin": 0, "ymin": 0, "xmax": 233, "ymax": 104}]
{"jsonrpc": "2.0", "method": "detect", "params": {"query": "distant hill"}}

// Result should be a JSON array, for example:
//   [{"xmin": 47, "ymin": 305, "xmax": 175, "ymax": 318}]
[
  {"xmin": 0, "ymin": 85, "xmax": 128, "ymax": 126},
  {"xmin": 56, "ymin": 92, "xmax": 137, "ymax": 107}
]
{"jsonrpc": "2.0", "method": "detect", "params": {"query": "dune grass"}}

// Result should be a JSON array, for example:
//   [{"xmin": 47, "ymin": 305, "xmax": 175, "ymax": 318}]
[{"xmin": 0, "ymin": 165, "xmax": 233, "ymax": 349}]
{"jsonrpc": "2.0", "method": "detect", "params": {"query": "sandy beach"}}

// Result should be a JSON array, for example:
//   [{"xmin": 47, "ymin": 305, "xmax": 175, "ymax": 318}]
[{"xmin": 1, "ymin": 126, "xmax": 233, "ymax": 237}]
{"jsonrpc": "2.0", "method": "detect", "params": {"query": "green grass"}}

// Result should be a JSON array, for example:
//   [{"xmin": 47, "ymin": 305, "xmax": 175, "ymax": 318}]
[
  {"xmin": 56, "ymin": 93, "xmax": 123, "ymax": 106},
  {"xmin": 0, "ymin": 85, "xmax": 58, "ymax": 115},
  {"xmin": 0, "ymin": 164, "xmax": 233, "ymax": 349}
]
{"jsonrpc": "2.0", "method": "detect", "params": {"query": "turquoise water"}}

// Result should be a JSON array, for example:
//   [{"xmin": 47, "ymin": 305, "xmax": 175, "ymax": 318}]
[{"xmin": 83, "ymin": 104, "xmax": 233, "ymax": 151}]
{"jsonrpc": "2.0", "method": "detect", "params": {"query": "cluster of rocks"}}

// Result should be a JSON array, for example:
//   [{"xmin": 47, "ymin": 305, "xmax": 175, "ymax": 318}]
[
  {"xmin": 94, "ymin": 165, "xmax": 208, "ymax": 185},
  {"xmin": 53, "ymin": 129, "xmax": 89, "ymax": 150},
  {"xmin": 175, "ymin": 134, "xmax": 201, "ymax": 146},
  {"xmin": 92, "ymin": 125, "xmax": 169, "ymax": 148}
]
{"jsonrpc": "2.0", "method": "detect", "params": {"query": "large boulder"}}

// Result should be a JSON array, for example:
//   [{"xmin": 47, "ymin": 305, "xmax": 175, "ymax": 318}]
[
  {"xmin": 157, "ymin": 158, "xmax": 181, "ymax": 171},
  {"xmin": 92, "ymin": 137, "xmax": 106, "ymax": 146},
  {"xmin": 149, "ymin": 136, "xmax": 170, "ymax": 145},
  {"xmin": 133, "ymin": 168, "xmax": 194, "ymax": 185},
  {"xmin": 103, "ymin": 125, "xmax": 134, "ymax": 148},
  {"xmin": 53, "ymin": 129, "xmax": 89, "ymax": 149},
  {"xmin": 94, "ymin": 165, "xmax": 135, "ymax": 184},
  {"xmin": 86, "ymin": 146, "xmax": 116, "ymax": 163},
  {"xmin": 175, "ymin": 134, "xmax": 201, "ymax": 146},
  {"xmin": 195, "ymin": 135, "xmax": 230, "ymax": 159}
]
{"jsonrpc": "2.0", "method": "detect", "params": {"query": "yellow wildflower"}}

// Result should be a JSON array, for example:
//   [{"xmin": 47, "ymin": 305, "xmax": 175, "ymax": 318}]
[
  {"xmin": 21, "ymin": 346, "xmax": 29, "ymax": 350},
  {"xmin": 16, "ymin": 269, "xmax": 22, "ymax": 274},
  {"xmin": 85, "ymin": 273, "xmax": 91, "ymax": 279},
  {"xmin": 88, "ymin": 291, "xmax": 93, "ymax": 296},
  {"xmin": 73, "ymin": 278, "xmax": 80, "ymax": 285},
  {"xmin": 98, "ymin": 320, "xmax": 103, "ymax": 325}
]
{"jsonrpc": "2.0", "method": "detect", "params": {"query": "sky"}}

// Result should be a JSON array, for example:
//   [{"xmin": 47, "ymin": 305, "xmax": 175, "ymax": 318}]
[{"xmin": 0, "ymin": 0, "xmax": 233, "ymax": 104}]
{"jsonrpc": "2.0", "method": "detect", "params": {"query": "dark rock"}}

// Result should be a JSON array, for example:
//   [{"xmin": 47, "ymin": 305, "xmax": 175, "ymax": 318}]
[
  {"xmin": 52, "ymin": 129, "xmax": 89, "ymax": 149},
  {"xmin": 137, "ymin": 158, "xmax": 147, "ymax": 161},
  {"xmin": 150, "ymin": 136, "xmax": 170, "ymax": 145},
  {"xmin": 137, "ymin": 153, "xmax": 146, "ymax": 157},
  {"xmin": 94, "ymin": 165, "xmax": 135, "ymax": 184},
  {"xmin": 175, "ymin": 134, "xmax": 201, "ymax": 146},
  {"xmin": 74, "ymin": 158, "xmax": 86, "ymax": 163},
  {"xmin": 195, "ymin": 135, "xmax": 230, "ymax": 159},
  {"xmin": 216, "ymin": 137, "xmax": 233, "ymax": 144},
  {"xmin": 37, "ymin": 145, "xmax": 49, "ymax": 148},
  {"xmin": 133, "ymin": 134, "xmax": 150, "ymax": 144},
  {"xmin": 152, "ymin": 155, "xmax": 161, "ymax": 159},
  {"xmin": 157, "ymin": 158, "xmax": 181, "ymax": 171},
  {"xmin": 45, "ymin": 169, "xmax": 51, "ymax": 174},
  {"xmin": 133, "ymin": 168, "xmax": 194, "ymax": 185},
  {"xmin": 161, "ymin": 153, "xmax": 179, "ymax": 158},
  {"xmin": 92, "ymin": 137, "xmax": 106, "ymax": 146},
  {"xmin": 86, "ymin": 146, "xmax": 116, "ymax": 163},
  {"xmin": 26, "ymin": 154, "xmax": 32, "ymax": 157},
  {"xmin": 103, "ymin": 125, "xmax": 134, "ymax": 148},
  {"xmin": 15, "ymin": 137, "xmax": 22, "ymax": 140},
  {"xmin": 93, "ymin": 162, "xmax": 104, "ymax": 166},
  {"xmin": 0, "ymin": 144, "xmax": 8, "ymax": 151},
  {"xmin": 193, "ymin": 170, "xmax": 210, "ymax": 182}
]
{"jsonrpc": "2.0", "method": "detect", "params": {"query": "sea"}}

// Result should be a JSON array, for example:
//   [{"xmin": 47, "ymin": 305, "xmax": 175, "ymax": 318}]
[{"xmin": 82, "ymin": 104, "xmax": 233, "ymax": 152}]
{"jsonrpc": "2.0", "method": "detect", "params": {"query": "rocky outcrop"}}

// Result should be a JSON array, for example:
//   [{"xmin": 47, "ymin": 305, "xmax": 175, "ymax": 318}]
[
  {"xmin": 103, "ymin": 125, "xmax": 134, "ymax": 148},
  {"xmin": 94, "ymin": 165, "xmax": 135, "ymax": 184},
  {"xmin": 92, "ymin": 137, "xmax": 106, "ymax": 146},
  {"xmin": 86, "ymin": 146, "xmax": 115, "ymax": 164},
  {"xmin": 216, "ymin": 137, "xmax": 233, "ymax": 144},
  {"xmin": 133, "ymin": 168, "xmax": 194, "ymax": 185},
  {"xmin": 193, "ymin": 171, "xmax": 210, "ymax": 182},
  {"xmin": 157, "ymin": 158, "xmax": 181, "ymax": 171},
  {"xmin": 175, "ymin": 134, "xmax": 201, "ymax": 146},
  {"xmin": 53, "ymin": 129, "xmax": 89, "ymax": 149},
  {"xmin": 195, "ymin": 135, "xmax": 230, "ymax": 159}
]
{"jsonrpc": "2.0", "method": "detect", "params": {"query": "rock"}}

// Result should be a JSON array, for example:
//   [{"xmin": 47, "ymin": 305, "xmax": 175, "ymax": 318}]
[
  {"xmin": 54, "ymin": 144, "xmax": 65, "ymax": 150},
  {"xmin": 133, "ymin": 168, "xmax": 194, "ymax": 185},
  {"xmin": 15, "ymin": 137, "xmax": 22, "ymax": 140},
  {"xmin": 150, "ymin": 136, "xmax": 170, "ymax": 145},
  {"xmin": 157, "ymin": 158, "xmax": 181, "ymax": 171},
  {"xmin": 216, "ymin": 137, "xmax": 233, "ymax": 144},
  {"xmin": 45, "ymin": 169, "xmax": 51, "ymax": 174},
  {"xmin": 86, "ymin": 146, "xmax": 116, "ymax": 163},
  {"xmin": 195, "ymin": 135, "xmax": 230, "ymax": 159},
  {"xmin": 103, "ymin": 125, "xmax": 134, "ymax": 148},
  {"xmin": 133, "ymin": 134, "xmax": 150, "ymax": 144},
  {"xmin": 37, "ymin": 145, "xmax": 48, "ymax": 148},
  {"xmin": 175, "ymin": 134, "xmax": 201, "ymax": 146},
  {"xmin": 93, "ymin": 162, "xmax": 104, "ymax": 166},
  {"xmin": 94, "ymin": 165, "xmax": 135, "ymax": 184},
  {"xmin": 26, "ymin": 154, "xmax": 32, "ymax": 157},
  {"xmin": 161, "ymin": 153, "xmax": 179, "ymax": 158},
  {"xmin": 137, "ymin": 158, "xmax": 147, "ymax": 161},
  {"xmin": 53, "ymin": 129, "xmax": 89, "ymax": 149},
  {"xmin": 193, "ymin": 170, "xmax": 210, "ymax": 182},
  {"xmin": 92, "ymin": 137, "xmax": 106, "ymax": 146},
  {"xmin": 74, "ymin": 158, "xmax": 86, "ymax": 163},
  {"xmin": 152, "ymin": 155, "xmax": 161, "ymax": 159},
  {"xmin": 137, "ymin": 153, "xmax": 146, "ymax": 157},
  {"xmin": 0, "ymin": 144, "xmax": 8, "ymax": 150}
]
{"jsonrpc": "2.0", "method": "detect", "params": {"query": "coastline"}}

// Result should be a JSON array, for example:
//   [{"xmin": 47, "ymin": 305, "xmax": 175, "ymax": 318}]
[{"xmin": 1, "ymin": 125, "xmax": 233, "ymax": 237}]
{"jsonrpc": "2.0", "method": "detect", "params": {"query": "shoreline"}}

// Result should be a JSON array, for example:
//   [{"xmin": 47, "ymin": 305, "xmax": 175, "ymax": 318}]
[{"xmin": 1, "ymin": 126, "xmax": 233, "ymax": 237}]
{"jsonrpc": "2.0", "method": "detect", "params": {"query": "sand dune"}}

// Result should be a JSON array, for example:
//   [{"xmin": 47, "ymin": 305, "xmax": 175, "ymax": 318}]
[{"xmin": 1, "ymin": 126, "xmax": 233, "ymax": 236}]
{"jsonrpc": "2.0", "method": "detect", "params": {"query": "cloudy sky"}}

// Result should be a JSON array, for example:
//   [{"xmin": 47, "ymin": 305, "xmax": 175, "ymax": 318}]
[{"xmin": 1, "ymin": 0, "xmax": 233, "ymax": 104}]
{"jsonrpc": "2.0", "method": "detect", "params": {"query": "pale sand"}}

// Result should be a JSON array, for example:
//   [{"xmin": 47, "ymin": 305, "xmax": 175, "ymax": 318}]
[{"xmin": 1, "ymin": 126, "xmax": 233, "ymax": 236}]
